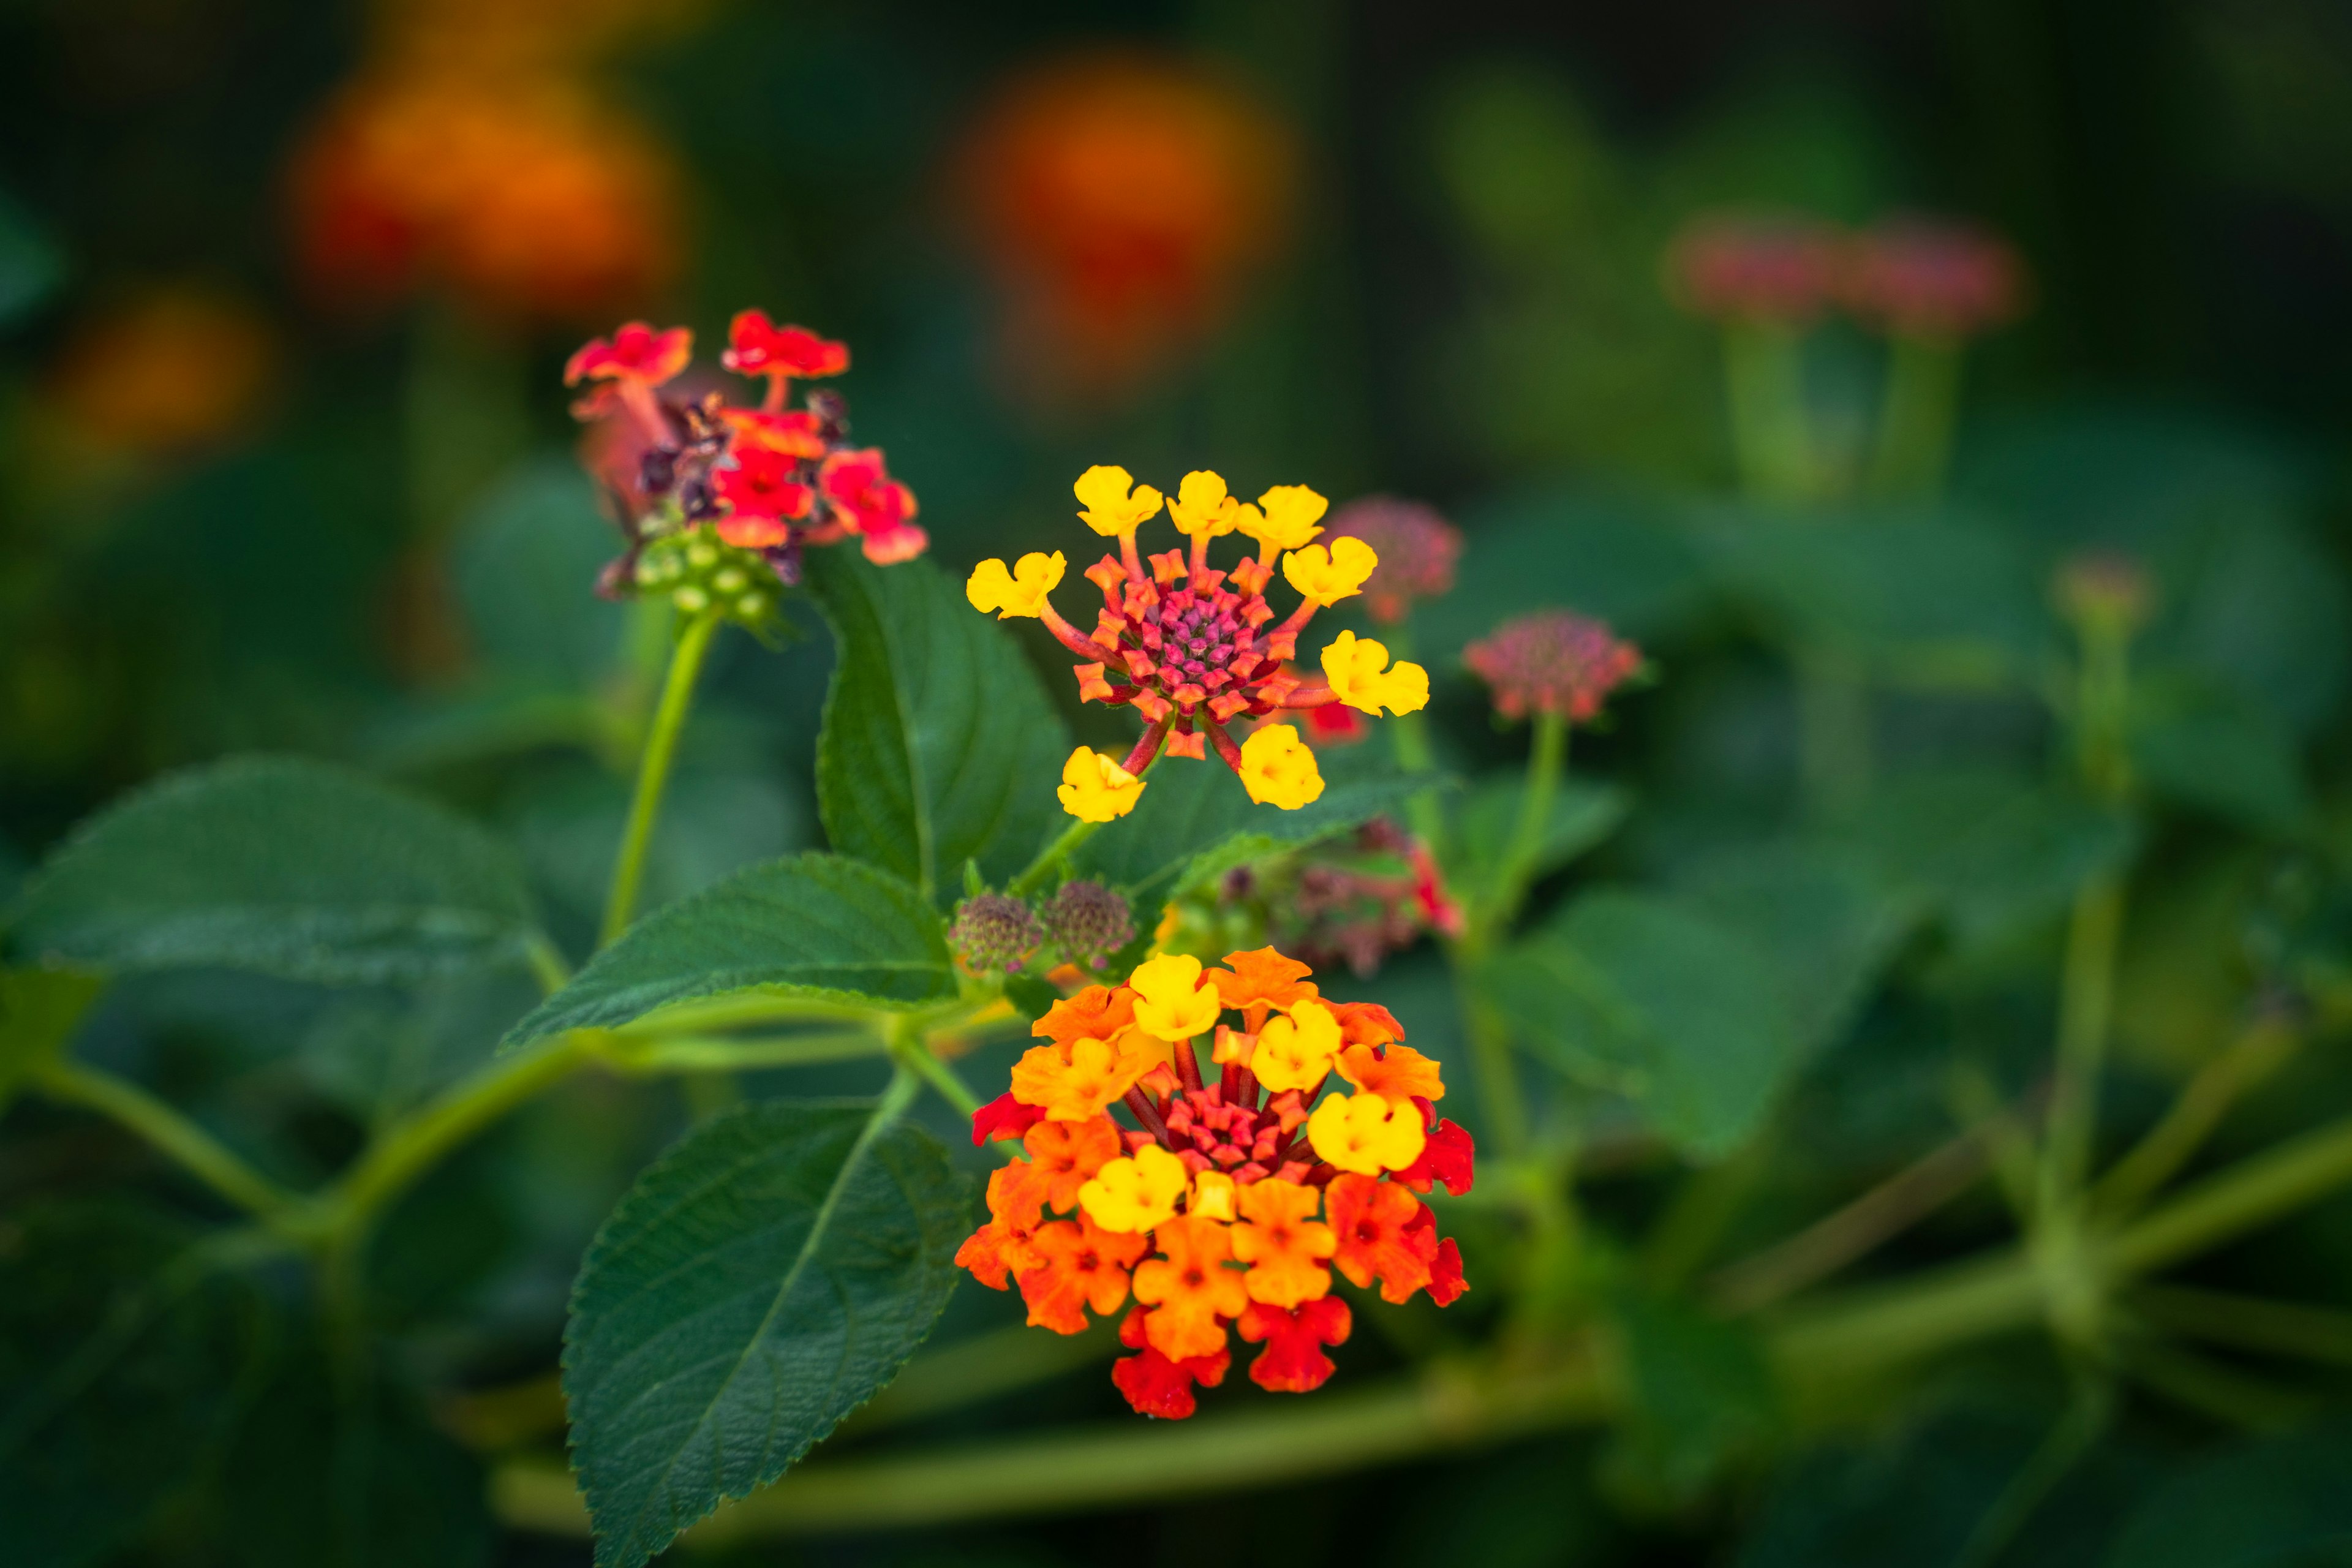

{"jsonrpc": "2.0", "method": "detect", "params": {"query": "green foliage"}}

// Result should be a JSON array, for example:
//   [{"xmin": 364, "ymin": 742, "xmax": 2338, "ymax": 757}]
[
  {"xmin": 1604, "ymin": 1294, "xmax": 1780, "ymax": 1504},
  {"xmin": 1490, "ymin": 888, "xmax": 1800, "ymax": 1156},
  {"xmin": 6, "ymin": 758, "xmax": 545, "ymax": 984},
  {"xmin": 0, "ymin": 1203, "xmax": 266, "ymax": 1568},
  {"xmin": 453, "ymin": 458, "xmax": 629, "ymax": 686},
  {"xmin": 0, "ymin": 967, "xmax": 104, "ymax": 1107},
  {"xmin": 503, "ymin": 852, "xmax": 955, "ymax": 1049},
  {"xmin": 0, "ymin": 188, "xmax": 62, "ymax": 328},
  {"xmin": 807, "ymin": 550, "xmax": 1071, "ymax": 904},
  {"xmin": 1072, "ymin": 744, "xmax": 1442, "ymax": 904},
  {"xmin": 1453, "ymin": 771, "xmax": 1630, "ymax": 898},
  {"xmin": 563, "ymin": 1097, "xmax": 970, "ymax": 1568},
  {"xmin": 2100, "ymin": 1428, "xmax": 2352, "ymax": 1568}
]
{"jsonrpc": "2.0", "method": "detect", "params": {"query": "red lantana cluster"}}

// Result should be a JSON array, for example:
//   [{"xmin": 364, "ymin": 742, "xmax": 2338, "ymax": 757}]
[
  {"xmin": 956, "ymin": 947, "xmax": 1472, "ymax": 1419},
  {"xmin": 565, "ymin": 314, "xmax": 922, "ymax": 610},
  {"xmin": 1464, "ymin": 611, "xmax": 1645, "ymax": 724},
  {"xmin": 1667, "ymin": 211, "xmax": 2027, "ymax": 341}
]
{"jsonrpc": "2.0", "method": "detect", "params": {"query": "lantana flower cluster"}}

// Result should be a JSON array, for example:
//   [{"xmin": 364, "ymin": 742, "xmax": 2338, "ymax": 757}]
[
  {"xmin": 1667, "ymin": 211, "xmax": 2026, "ymax": 340},
  {"xmin": 968, "ymin": 467, "xmax": 1432, "ymax": 820},
  {"xmin": 957, "ymin": 946, "xmax": 1473, "ymax": 1419},
  {"xmin": 565, "ymin": 315, "xmax": 924, "ymax": 622}
]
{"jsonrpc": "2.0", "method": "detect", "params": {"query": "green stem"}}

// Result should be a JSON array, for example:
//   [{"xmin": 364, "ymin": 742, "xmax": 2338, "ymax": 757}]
[
  {"xmin": 2134, "ymin": 1284, "xmax": 2352, "ymax": 1369},
  {"xmin": 600, "ymin": 609, "xmax": 722, "ymax": 946},
  {"xmin": 1457, "ymin": 986, "xmax": 1530, "ymax": 1164},
  {"xmin": 592, "ymin": 1029, "xmax": 888, "ymax": 1076},
  {"xmin": 34, "ymin": 1060, "xmax": 303, "ymax": 1224},
  {"xmin": 1380, "ymin": 625, "xmax": 1449, "ymax": 859},
  {"xmin": 523, "ymin": 932, "xmax": 571, "ymax": 996},
  {"xmin": 2106, "ymin": 1109, "xmax": 2352, "ymax": 1276},
  {"xmin": 1486, "ymin": 709, "xmax": 1566, "ymax": 935},
  {"xmin": 1010, "ymin": 818, "xmax": 1104, "ymax": 899},
  {"xmin": 1724, "ymin": 321, "xmax": 1815, "ymax": 502},
  {"xmin": 2037, "ymin": 876, "xmax": 2126, "ymax": 1227},
  {"xmin": 2093, "ymin": 1014, "xmax": 2302, "ymax": 1219},
  {"xmin": 1866, "ymin": 332, "xmax": 1962, "ymax": 498}
]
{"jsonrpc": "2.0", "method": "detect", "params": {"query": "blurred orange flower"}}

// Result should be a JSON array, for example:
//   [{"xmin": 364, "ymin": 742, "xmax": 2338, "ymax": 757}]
[
  {"xmin": 959, "ymin": 54, "xmax": 1296, "ymax": 397},
  {"xmin": 287, "ymin": 70, "xmax": 682, "ymax": 322},
  {"xmin": 47, "ymin": 287, "xmax": 277, "ymax": 455}
]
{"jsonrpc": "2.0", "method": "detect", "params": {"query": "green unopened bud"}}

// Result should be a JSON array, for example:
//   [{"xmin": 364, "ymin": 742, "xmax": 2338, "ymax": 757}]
[
  {"xmin": 686, "ymin": 540, "xmax": 720, "ymax": 570},
  {"xmin": 714, "ymin": 566, "xmax": 748, "ymax": 594},
  {"xmin": 635, "ymin": 558, "xmax": 662, "ymax": 587},
  {"xmin": 736, "ymin": 594, "xmax": 769, "ymax": 620},
  {"xmin": 673, "ymin": 585, "xmax": 710, "ymax": 614}
]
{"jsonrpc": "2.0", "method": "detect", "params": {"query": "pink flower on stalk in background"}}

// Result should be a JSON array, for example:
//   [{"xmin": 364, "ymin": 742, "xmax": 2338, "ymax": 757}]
[
  {"xmin": 1325, "ymin": 497, "xmax": 1463, "ymax": 627},
  {"xmin": 1464, "ymin": 611, "xmax": 1643, "ymax": 724},
  {"xmin": 1839, "ymin": 218, "xmax": 2027, "ymax": 340},
  {"xmin": 1665, "ymin": 213, "xmax": 1846, "ymax": 326}
]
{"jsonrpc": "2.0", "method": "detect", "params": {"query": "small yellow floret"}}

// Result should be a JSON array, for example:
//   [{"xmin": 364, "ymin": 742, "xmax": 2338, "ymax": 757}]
[
  {"xmin": 965, "ymin": 551, "xmax": 1066, "ymax": 619},
  {"xmin": 1188, "ymin": 1169, "xmax": 1237, "ymax": 1223},
  {"xmin": 1079, "ymin": 1144, "xmax": 1189, "ymax": 1233},
  {"xmin": 1251, "ymin": 998, "xmax": 1343, "ymax": 1093},
  {"xmin": 1129, "ymin": 952, "xmax": 1222, "ymax": 1041},
  {"xmin": 1319, "ymin": 629, "xmax": 1430, "ymax": 716},
  {"xmin": 1281, "ymin": 536, "xmax": 1378, "ymax": 607},
  {"xmin": 1166, "ymin": 470, "xmax": 1238, "ymax": 540},
  {"xmin": 1307, "ymin": 1089, "xmax": 1428, "ymax": 1175},
  {"xmin": 1074, "ymin": 465, "xmax": 1164, "ymax": 535},
  {"xmin": 1057, "ymin": 747, "xmax": 1145, "ymax": 823},
  {"xmin": 1237, "ymin": 724, "xmax": 1325, "ymax": 810},
  {"xmin": 1246, "ymin": 484, "xmax": 1328, "ymax": 551}
]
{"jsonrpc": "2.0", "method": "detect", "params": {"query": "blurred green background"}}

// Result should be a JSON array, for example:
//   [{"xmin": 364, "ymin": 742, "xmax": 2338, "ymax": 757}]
[{"xmin": 7, "ymin": 1, "xmax": 2352, "ymax": 1564}]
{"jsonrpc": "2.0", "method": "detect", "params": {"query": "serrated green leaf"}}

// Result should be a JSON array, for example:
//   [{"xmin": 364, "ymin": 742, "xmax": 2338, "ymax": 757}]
[
  {"xmin": 1074, "ymin": 745, "xmax": 1443, "ymax": 905},
  {"xmin": 1490, "ymin": 889, "xmax": 1798, "ymax": 1157},
  {"xmin": 806, "ymin": 550, "xmax": 1070, "ymax": 905},
  {"xmin": 0, "ymin": 967, "xmax": 105, "ymax": 1109},
  {"xmin": 0, "ymin": 1203, "xmax": 268, "ymax": 1568},
  {"xmin": 564, "ymin": 1096, "xmax": 970, "ymax": 1568},
  {"xmin": 6, "ymin": 757, "xmax": 544, "ymax": 984},
  {"xmin": 503, "ymin": 853, "xmax": 953, "ymax": 1049}
]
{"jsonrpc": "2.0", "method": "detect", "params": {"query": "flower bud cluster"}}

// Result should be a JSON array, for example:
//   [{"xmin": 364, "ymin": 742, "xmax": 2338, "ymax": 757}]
[
  {"xmin": 628, "ymin": 529, "xmax": 780, "ymax": 628},
  {"xmin": 948, "ymin": 881, "xmax": 1137, "ymax": 978},
  {"xmin": 1668, "ymin": 211, "xmax": 2026, "ymax": 339}
]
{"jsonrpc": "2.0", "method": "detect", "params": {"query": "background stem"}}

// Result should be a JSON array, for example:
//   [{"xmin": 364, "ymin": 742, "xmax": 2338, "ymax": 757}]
[
  {"xmin": 35, "ymin": 1059, "xmax": 301, "ymax": 1223},
  {"xmin": 600, "ymin": 609, "xmax": 722, "ymax": 946}
]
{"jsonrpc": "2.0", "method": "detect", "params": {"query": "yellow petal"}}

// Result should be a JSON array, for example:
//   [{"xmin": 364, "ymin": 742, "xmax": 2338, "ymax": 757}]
[{"xmin": 1236, "ymin": 724, "xmax": 1325, "ymax": 810}]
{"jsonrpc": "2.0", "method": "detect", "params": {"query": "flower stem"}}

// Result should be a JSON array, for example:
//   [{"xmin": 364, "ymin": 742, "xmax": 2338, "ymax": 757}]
[
  {"xmin": 1866, "ymin": 332, "xmax": 1962, "ymax": 497},
  {"xmin": 600, "ymin": 608, "xmax": 722, "ymax": 946},
  {"xmin": 894, "ymin": 1035, "xmax": 985, "ymax": 1119},
  {"xmin": 2093, "ymin": 1011, "xmax": 2304, "ymax": 1220},
  {"xmin": 1487, "ymin": 709, "xmax": 1567, "ymax": 935},
  {"xmin": 1723, "ymin": 320, "xmax": 1815, "ymax": 502},
  {"xmin": 34, "ymin": 1059, "xmax": 304, "ymax": 1226},
  {"xmin": 2037, "ymin": 874, "xmax": 2127, "ymax": 1226},
  {"xmin": 1009, "ymin": 818, "xmax": 1103, "ymax": 899}
]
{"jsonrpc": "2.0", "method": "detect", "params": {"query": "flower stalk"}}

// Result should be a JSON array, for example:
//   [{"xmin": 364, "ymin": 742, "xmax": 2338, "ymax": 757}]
[{"xmin": 601, "ymin": 605, "xmax": 721, "ymax": 946}]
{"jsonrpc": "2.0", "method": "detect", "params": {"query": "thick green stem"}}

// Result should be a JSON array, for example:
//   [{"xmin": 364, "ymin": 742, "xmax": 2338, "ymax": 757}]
[
  {"xmin": 34, "ymin": 1060, "xmax": 303, "ymax": 1225},
  {"xmin": 1010, "ymin": 818, "xmax": 1104, "ymax": 899},
  {"xmin": 2038, "ymin": 876, "xmax": 2127, "ymax": 1226},
  {"xmin": 591, "ymin": 1029, "xmax": 888, "ymax": 1076},
  {"xmin": 1487, "ymin": 709, "xmax": 1566, "ymax": 933},
  {"xmin": 897, "ymin": 1038, "xmax": 985, "ymax": 1118},
  {"xmin": 1723, "ymin": 322, "xmax": 1816, "ymax": 502},
  {"xmin": 601, "ymin": 609, "xmax": 722, "ymax": 946},
  {"xmin": 1866, "ymin": 333, "xmax": 1962, "ymax": 497}
]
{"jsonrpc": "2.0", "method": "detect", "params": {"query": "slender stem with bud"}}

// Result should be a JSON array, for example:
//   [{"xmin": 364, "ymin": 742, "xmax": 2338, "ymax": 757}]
[{"xmin": 601, "ymin": 608, "xmax": 723, "ymax": 946}]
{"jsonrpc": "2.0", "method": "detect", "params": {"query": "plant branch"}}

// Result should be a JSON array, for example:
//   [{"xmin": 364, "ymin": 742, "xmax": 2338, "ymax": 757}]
[
  {"xmin": 2037, "ymin": 875, "xmax": 2126, "ymax": 1226},
  {"xmin": 2133, "ymin": 1283, "xmax": 2352, "ymax": 1368},
  {"xmin": 601, "ymin": 607, "xmax": 722, "ymax": 946},
  {"xmin": 2092, "ymin": 1012, "xmax": 2302, "ymax": 1219},
  {"xmin": 34, "ymin": 1059, "xmax": 304, "ymax": 1226},
  {"xmin": 591, "ymin": 1028, "xmax": 889, "ymax": 1076}
]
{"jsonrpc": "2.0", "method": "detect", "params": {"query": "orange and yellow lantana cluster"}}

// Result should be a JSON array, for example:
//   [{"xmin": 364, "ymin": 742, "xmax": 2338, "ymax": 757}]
[
  {"xmin": 967, "ymin": 468, "xmax": 1431, "ymax": 822},
  {"xmin": 957, "ymin": 946, "xmax": 1474, "ymax": 1418}
]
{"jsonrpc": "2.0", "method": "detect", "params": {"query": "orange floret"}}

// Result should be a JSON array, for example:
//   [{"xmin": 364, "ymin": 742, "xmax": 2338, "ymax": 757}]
[
  {"xmin": 1009, "ymin": 1034, "xmax": 1161, "ymax": 1120},
  {"xmin": 1231, "ymin": 1177, "xmax": 1336, "ymax": 1308},
  {"xmin": 1325, "ymin": 1173, "xmax": 1439, "ymax": 1305},
  {"xmin": 1019, "ymin": 1215, "xmax": 1152, "ymax": 1333},
  {"xmin": 1334, "ymin": 1042, "xmax": 1446, "ymax": 1105},
  {"xmin": 955, "ymin": 1163, "xmax": 1054, "ymax": 1288},
  {"xmin": 1328, "ymin": 1000, "xmax": 1404, "ymax": 1047},
  {"xmin": 1208, "ymin": 947, "xmax": 1319, "ymax": 1014},
  {"xmin": 1024, "ymin": 1115, "xmax": 1124, "ymax": 1212},
  {"xmin": 1033, "ymin": 984, "xmax": 1139, "ymax": 1046},
  {"xmin": 1131, "ymin": 1215, "xmax": 1251, "ymax": 1361}
]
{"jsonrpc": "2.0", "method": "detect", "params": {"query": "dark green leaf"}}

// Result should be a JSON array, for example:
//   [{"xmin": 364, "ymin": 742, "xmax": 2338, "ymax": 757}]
[
  {"xmin": 0, "ymin": 189, "xmax": 63, "ymax": 328},
  {"xmin": 2100, "ymin": 1427, "xmax": 2352, "ymax": 1568},
  {"xmin": 564, "ymin": 1097, "xmax": 970, "ymax": 1568},
  {"xmin": 502, "ymin": 853, "xmax": 954, "ymax": 1050},
  {"xmin": 453, "ymin": 456, "xmax": 627, "ymax": 683},
  {"xmin": 225, "ymin": 1347, "xmax": 491, "ymax": 1568},
  {"xmin": 0, "ymin": 1202, "xmax": 267, "ymax": 1568},
  {"xmin": 1074, "ymin": 745, "xmax": 1442, "ymax": 905},
  {"xmin": 1453, "ymin": 771, "xmax": 1630, "ymax": 895},
  {"xmin": 7, "ymin": 757, "xmax": 544, "ymax": 984},
  {"xmin": 1604, "ymin": 1294, "xmax": 1779, "ymax": 1504},
  {"xmin": 1837, "ymin": 770, "xmax": 2135, "ymax": 951},
  {"xmin": 2132, "ymin": 682, "xmax": 2315, "ymax": 837},
  {"xmin": 0, "ymin": 967, "xmax": 105, "ymax": 1108},
  {"xmin": 806, "ymin": 550, "xmax": 1070, "ymax": 905},
  {"xmin": 1490, "ymin": 889, "xmax": 1798, "ymax": 1156}
]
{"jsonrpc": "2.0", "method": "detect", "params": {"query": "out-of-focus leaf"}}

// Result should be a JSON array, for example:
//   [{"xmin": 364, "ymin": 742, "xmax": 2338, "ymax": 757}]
[
  {"xmin": 565, "ymin": 1098, "xmax": 969, "ymax": 1568},
  {"xmin": 0, "ymin": 968, "xmax": 104, "ymax": 1108},
  {"xmin": 510, "ymin": 762, "xmax": 798, "ymax": 930},
  {"xmin": 1837, "ymin": 770, "xmax": 2135, "ymax": 950},
  {"xmin": 2100, "ymin": 1427, "xmax": 2352, "ymax": 1568},
  {"xmin": 295, "ymin": 969, "xmax": 539, "ymax": 1126},
  {"xmin": 453, "ymin": 457, "xmax": 628, "ymax": 683},
  {"xmin": 0, "ymin": 1203, "xmax": 266, "ymax": 1568},
  {"xmin": 2131, "ymin": 682, "xmax": 2314, "ymax": 836},
  {"xmin": 1453, "ymin": 772, "xmax": 1630, "ymax": 894},
  {"xmin": 1693, "ymin": 503, "xmax": 2045, "ymax": 686},
  {"xmin": 502, "ymin": 853, "xmax": 953, "ymax": 1049},
  {"xmin": 1490, "ymin": 888, "xmax": 1798, "ymax": 1156},
  {"xmin": 1072, "ymin": 746, "xmax": 1442, "ymax": 906},
  {"xmin": 6, "ymin": 757, "xmax": 545, "ymax": 984},
  {"xmin": 807, "ymin": 550, "xmax": 1069, "ymax": 905},
  {"xmin": 0, "ymin": 190, "xmax": 63, "ymax": 328},
  {"xmin": 1674, "ymin": 840, "xmax": 1916, "ymax": 1055},
  {"xmin": 1417, "ymin": 486, "xmax": 1712, "ymax": 660},
  {"xmin": 224, "ymin": 1348, "xmax": 490, "ymax": 1568},
  {"xmin": 2162, "ymin": 513, "xmax": 2350, "ymax": 739},
  {"xmin": 1604, "ymin": 1294, "xmax": 1780, "ymax": 1504},
  {"xmin": 366, "ymin": 680, "xmax": 615, "ymax": 773}
]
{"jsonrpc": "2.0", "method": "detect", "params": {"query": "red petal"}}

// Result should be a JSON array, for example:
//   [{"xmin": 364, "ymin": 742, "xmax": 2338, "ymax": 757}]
[{"xmin": 971, "ymin": 1092, "xmax": 1046, "ymax": 1147}]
